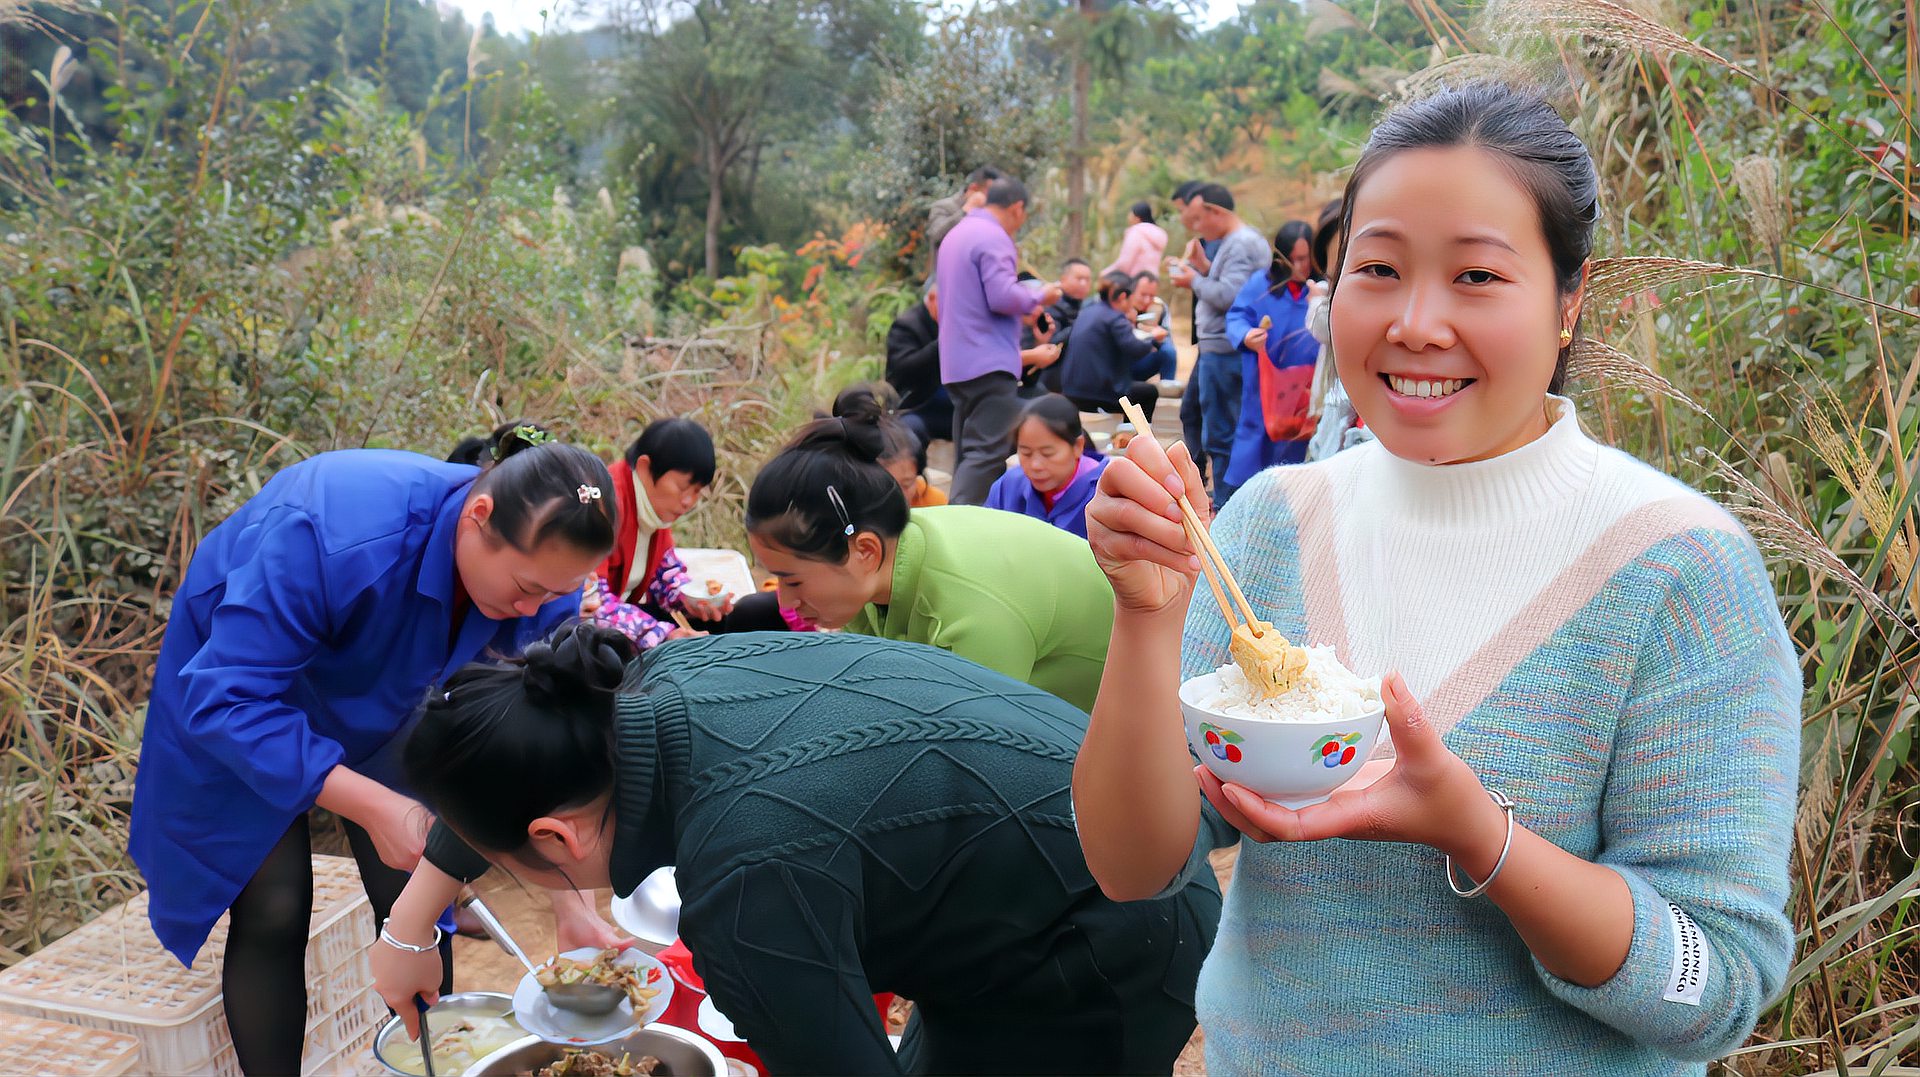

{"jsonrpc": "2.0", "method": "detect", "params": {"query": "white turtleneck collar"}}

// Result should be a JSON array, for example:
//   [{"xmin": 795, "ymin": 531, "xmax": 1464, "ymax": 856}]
[{"xmin": 1369, "ymin": 395, "xmax": 1598, "ymax": 527}]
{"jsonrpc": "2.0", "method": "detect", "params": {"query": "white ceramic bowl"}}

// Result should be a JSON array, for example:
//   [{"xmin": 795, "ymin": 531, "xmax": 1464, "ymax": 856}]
[
  {"xmin": 610, "ymin": 866, "xmax": 681, "ymax": 951},
  {"xmin": 1178, "ymin": 670, "xmax": 1386, "ymax": 809}
]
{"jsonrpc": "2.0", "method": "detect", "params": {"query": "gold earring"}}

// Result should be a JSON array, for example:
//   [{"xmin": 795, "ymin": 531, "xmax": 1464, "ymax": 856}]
[{"xmin": 1558, "ymin": 327, "xmax": 1573, "ymax": 346}]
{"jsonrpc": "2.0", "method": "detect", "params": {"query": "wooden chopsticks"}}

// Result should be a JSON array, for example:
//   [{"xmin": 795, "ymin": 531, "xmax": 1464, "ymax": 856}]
[{"xmin": 1115, "ymin": 397, "xmax": 1266, "ymax": 639}]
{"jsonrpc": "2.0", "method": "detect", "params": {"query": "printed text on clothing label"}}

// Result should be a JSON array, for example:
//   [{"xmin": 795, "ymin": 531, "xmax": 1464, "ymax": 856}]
[{"xmin": 1664, "ymin": 902, "xmax": 1708, "ymax": 1006}]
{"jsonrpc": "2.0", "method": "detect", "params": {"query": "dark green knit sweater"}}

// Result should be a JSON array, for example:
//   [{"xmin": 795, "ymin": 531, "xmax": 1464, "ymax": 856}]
[{"xmin": 426, "ymin": 633, "xmax": 1222, "ymax": 1075}]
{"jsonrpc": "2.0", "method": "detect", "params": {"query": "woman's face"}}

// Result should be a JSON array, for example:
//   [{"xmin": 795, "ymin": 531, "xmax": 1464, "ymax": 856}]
[
  {"xmin": 749, "ymin": 532, "xmax": 886, "ymax": 629},
  {"xmin": 1016, "ymin": 417, "xmax": 1084, "ymax": 494},
  {"xmin": 1332, "ymin": 145, "xmax": 1581, "ymax": 466},
  {"xmin": 883, "ymin": 455, "xmax": 920, "ymax": 502},
  {"xmin": 1284, "ymin": 236, "xmax": 1313, "ymax": 284},
  {"xmin": 454, "ymin": 496, "xmax": 605, "ymax": 620},
  {"xmin": 634, "ymin": 456, "xmax": 705, "ymax": 524}
]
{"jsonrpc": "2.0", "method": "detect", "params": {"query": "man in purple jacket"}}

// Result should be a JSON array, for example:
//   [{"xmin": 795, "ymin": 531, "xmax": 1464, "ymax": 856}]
[{"xmin": 936, "ymin": 176, "xmax": 1061, "ymax": 505}]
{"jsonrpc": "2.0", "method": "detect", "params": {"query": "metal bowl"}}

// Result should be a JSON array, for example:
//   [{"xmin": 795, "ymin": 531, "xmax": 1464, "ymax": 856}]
[
  {"xmin": 465, "ymin": 1026, "xmax": 727, "ymax": 1076},
  {"xmin": 371, "ymin": 991, "xmax": 519, "ymax": 1076},
  {"xmin": 610, "ymin": 867, "xmax": 681, "ymax": 950}
]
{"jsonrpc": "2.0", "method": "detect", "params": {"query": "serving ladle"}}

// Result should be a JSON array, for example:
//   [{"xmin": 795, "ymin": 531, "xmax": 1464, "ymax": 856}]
[{"xmin": 459, "ymin": 895, "xmax": 627, "ymax": 1018}]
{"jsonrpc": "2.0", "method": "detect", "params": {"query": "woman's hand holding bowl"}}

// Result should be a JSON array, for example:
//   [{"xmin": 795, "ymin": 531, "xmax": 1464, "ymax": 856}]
[{"xmin": 1197, "ymin": 672, "xmax": 1507, "ymax": 865}]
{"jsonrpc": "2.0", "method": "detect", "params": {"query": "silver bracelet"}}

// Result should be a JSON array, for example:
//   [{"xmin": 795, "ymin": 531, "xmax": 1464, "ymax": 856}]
[
  {"xmin": 1444, "ymin": 787, "xmax": 1517, "ymax": 899},
  {"xmin": 378, "ymin": 917, "xmax": 444, "ymax": 954}
]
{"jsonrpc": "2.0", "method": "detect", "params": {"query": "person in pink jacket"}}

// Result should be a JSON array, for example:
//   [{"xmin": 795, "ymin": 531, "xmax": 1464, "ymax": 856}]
[{"xmin": 1101, "ymin": 201, "xmax": 1169, "ymax": 279}]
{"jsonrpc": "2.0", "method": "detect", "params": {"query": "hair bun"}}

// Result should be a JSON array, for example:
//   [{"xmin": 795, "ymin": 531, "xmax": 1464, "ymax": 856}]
[
  {"xmin": 522, "ymin": 622, "xmax": 633, "ymax": 705},
  {"xmin": 790, "ymin": 407, "xmax": 887, "ymax": 465},
  {"xmin": 492, "ymin": 420, "xmax": 555, "ymax": 463}
]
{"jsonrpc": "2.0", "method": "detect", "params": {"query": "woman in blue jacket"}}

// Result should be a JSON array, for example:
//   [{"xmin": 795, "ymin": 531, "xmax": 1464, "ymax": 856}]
[
  {"xmin": 1221, "ymin": 220, "xmax": 1320, "ymax": 495},
  {"xmin": 985, "ymin": 394, "xmax": 1107, "ymax": 538},
  {"xmin": 128, "ymin": 436, "xmax": 617, "ymax": 1076}
]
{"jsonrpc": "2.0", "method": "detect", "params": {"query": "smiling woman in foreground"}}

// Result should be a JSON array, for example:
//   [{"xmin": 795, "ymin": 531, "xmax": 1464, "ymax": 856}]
[{"xmin": 1073, "ymin": 81, "xmax": 1800, "ymax": 1074}]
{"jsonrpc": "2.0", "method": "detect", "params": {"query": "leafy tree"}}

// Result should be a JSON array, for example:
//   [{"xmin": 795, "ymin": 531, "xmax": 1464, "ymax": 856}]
[
  {"xmin": 614, "ymin": 0, "xmax": 915, "ymax": 279},
  {"xmin": 856, "ymin": 8, "xmax": 1063, "ymax": 272}
]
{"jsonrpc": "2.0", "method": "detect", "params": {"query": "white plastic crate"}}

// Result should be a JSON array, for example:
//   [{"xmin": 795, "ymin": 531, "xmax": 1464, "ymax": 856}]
[
  {"xmin": 0, "ymin": 1012, "xmax": 141, "ymax": 1076},
  {"xmin": 0, "ymin": 855, "xmax": 379, "ymax": 1076}
]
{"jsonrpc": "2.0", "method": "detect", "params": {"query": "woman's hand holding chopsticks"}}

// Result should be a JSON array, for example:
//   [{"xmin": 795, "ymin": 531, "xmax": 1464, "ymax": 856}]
[{"xmin": 1086, "ymin": 419, "xmax": 1209, "ymax": 614}]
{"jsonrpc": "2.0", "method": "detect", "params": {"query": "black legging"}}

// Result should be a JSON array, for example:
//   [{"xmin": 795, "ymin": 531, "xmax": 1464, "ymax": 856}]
[{"xmin": 225, "ymin": 814, "xmax": 453, "ymax": 1076}]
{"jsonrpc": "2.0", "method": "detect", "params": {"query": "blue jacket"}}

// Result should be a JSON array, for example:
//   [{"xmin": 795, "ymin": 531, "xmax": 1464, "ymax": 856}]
[
  {"xmin": 129, "ymin": 450, "xmax": 578, "ymax": 963},
  {"xmin": 984, "ymin": 449, "xmax": 1107, "ymax": 538},
  {"xmin": 1060, "ymin": 297, "xmax": 1158, "ymax": 404},
  {"xmin": 1222, "ymin": 272, "xmax": 1319, "ymax": 486}
]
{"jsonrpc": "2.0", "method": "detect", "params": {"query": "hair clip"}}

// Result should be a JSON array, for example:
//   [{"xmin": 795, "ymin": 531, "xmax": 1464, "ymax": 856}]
[
  {"xmin": 826, "ymin": 485, "xmax": 856, "ymax": 537},
  {"xmin": 577, "ymin": 484, "xmax": 602, "ymax": 503}
]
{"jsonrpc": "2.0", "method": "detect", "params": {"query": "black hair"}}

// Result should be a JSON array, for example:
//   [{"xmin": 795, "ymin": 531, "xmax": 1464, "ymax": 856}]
[
  {"xmin": 446, "ymin": 437, "xmax": 488, "ymax": 467},
  {"xmin": 831, "ymin": 383, "xmax": 921, "ymax": 473},
  {"xmin": 405, "ymin": 622, "xmax": 635, "ymax": 864},
  {"xmin": 1061, "ymin": 257, "xmax": 1092, "ymax": 273},
  {"xmin": 1268, "ymin": 220, "xmax": 1317, "ymax": 290},
  {"xmin": 1171, "ymin": 180, "xmax": 1204, "ymax": 202},
  {"xmin": 1096, "ymin": 271, "xmax": 1138, "ymax": 304},
  {"xmin": 746, "ymin": 406, "xmax": 911, "ymax": 563},
  {"xmin": 1133, "ymin": 269, "xmax": 1159, "ymax": 286},
  {"xmin": 472, "ymin": 438, "xmax": 618, "ymax": 555},
  {"xmin": 1018, "ymin": 394, "xmax": 1086, "ymax": 447},
  {"xmin": 1130, "ymin": 200, "xmax": 1155, "ymax": 225},
  {"xmin": 1312, "ymin": 198, "xmax": 1344, "ymax": 279},
  {"xmin": 965, "ymin": 165, "xmax": 1003, "ymax": 188},
  {"xmin": 1193, "ymin": 183, "xmax": 1235, "ymax": 211},
  {"xmin": 623, "ymin": 418, "xmax": 716, "ymax": 486},
  {"xmin": 985, "ymin": 176, "xmax": 1029, "ymax": 209},
  {"xmin": 445, "ymin": 418, "xmax": 551, "ymax": 470},
  {"xmin": 1333, "ymin": 82, "xmax": 1599, "ymax": 394}
]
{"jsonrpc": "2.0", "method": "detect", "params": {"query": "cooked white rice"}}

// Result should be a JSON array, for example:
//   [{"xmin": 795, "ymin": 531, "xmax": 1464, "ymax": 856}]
[{"xmin": 1198, "ymin": 646, "xmax": 1381, "ymax": 722}]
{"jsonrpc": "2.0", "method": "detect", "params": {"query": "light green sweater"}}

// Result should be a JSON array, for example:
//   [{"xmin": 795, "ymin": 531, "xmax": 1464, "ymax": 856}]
[{"xmin": 845, "ymin": 506, "xmax": 1115, "ymax": 711}]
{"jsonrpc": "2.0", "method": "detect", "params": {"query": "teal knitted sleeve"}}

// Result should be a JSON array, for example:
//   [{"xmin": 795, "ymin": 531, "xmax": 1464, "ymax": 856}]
[{"xmin": 1531, "ymin": 528, "xmax": 1800, "ymax": 1059}]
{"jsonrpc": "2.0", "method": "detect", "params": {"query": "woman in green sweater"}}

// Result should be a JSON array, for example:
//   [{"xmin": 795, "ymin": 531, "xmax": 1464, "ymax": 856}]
[
  {"xmin": 371, "ymin": 623, "xmax": 1222, "ymax": 1075},
  {"xmin": 744, "ymin": 403, "xmax": 1115, "ymax": 712}
]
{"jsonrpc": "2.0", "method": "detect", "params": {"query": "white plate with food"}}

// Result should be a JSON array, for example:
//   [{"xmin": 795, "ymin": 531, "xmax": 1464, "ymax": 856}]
[
  {"xmin": 677, "ymin": 578, "xmax": 734, "ymax": 605},
  {"xmin": 512, "ymin": 947, "xmax": 674, "ymax": 1046}
]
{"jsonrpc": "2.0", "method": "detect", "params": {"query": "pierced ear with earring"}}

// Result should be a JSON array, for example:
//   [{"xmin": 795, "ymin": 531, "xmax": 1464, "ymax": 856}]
[{"xmin": 1559, "ymin": 327, "xmax": 1574, "ymax": 346}]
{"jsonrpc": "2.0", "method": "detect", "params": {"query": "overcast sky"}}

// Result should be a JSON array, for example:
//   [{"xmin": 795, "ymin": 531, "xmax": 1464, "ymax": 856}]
[{"xmin": 442, "ymin": 0, "xmax": 1248, "ymax": 38}]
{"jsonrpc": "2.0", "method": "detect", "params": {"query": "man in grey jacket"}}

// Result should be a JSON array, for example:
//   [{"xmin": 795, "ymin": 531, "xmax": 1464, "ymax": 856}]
[
  {"xmin": 1169, "ymin": 183, "xmax": 1268, "ymax": 503},
  {"xmin": 926, "ymin": 166, "xmax": 1003, "ymax": 265}
]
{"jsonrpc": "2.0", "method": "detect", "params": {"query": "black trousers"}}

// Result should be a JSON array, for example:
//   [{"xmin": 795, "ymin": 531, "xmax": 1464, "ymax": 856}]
[{"xmin": 225, "ymin": 815, "xmax": 453, "ymax": 1076}]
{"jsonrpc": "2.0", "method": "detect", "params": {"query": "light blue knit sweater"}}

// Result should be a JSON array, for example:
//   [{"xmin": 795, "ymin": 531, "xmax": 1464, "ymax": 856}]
[{"xmin": 1171, "ymin": 419, "xmax": 1801, "ymax": 1075}]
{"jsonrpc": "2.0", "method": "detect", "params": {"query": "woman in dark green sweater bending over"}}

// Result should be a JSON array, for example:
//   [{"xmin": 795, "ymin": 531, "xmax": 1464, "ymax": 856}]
[{"xmin": 371, "ymin": 623, "xmax": 1223, "ymax": 1075}]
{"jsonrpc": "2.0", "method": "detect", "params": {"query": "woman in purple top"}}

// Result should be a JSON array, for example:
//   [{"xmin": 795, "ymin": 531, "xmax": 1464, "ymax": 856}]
[{"xmin": 985, "ymin": 394, "xmax": 1108, "ymax": 539}]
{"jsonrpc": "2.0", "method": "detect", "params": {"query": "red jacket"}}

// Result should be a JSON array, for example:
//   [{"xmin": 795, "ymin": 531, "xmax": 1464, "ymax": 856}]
[{"xmin": 602, "ymin": 458, "xmax": 676, "ymax": 602}]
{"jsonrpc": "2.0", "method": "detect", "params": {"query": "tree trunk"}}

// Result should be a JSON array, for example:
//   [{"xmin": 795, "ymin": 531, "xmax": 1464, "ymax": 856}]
[
  {"xmin": 704, "ymin": 146, "xmax": 724, "ymax": 279},
  {"xmin": 1065, "ymin": 0, "xmax": 1092, "ymax": 259}
]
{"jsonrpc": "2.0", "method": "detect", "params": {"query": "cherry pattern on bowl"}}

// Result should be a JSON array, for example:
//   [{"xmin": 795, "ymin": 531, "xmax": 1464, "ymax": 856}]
[
  {"xmin": 1199, "ymin": 723, "xmax": 1245, "ymax": 764},
  {"xmin": 1311, "ymin": 732, "xmax": 1363, "ymax": 768}
]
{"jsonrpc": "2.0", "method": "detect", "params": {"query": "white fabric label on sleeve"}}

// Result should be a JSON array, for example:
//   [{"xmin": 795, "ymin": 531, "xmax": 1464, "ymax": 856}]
[{"xmin": 1663, "ymin": 902, "xmax": 1709, "ymax": 1006}]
